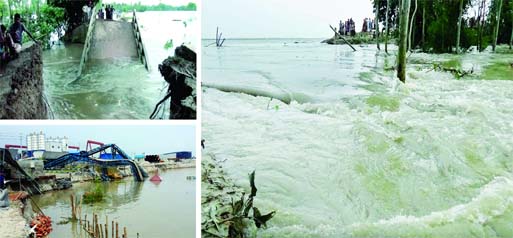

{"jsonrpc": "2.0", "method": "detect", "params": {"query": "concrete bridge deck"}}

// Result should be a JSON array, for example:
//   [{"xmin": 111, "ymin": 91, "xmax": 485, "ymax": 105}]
[
  {"xmin": 89, "ymin": 20, "xmax": 138, "ymax": 59},
  {"xmin": 77, "ymin": 6, "xmax": 149, "ymax": 77}
]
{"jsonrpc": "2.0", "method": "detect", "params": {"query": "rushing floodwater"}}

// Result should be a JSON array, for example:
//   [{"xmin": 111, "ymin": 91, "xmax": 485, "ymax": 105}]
[
  {"xmin": 202, "ymin": 39, "xmax": 513, "ymax": 237},
  {"xmin": 32, "ymin": 168, "xmax": 196, "ymax": 238},
  {"xmin": 44, "ymin": 11, "xmax": 197, "ymax": 119}
]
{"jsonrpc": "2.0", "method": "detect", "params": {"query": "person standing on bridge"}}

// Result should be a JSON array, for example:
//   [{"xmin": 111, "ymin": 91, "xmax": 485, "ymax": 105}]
[
  {"xmin": 8, "ymin": 14, "xmax": 38, "ymax": 56},
  {"xmin": 82, "ymin": 4, "xmax": 90, "ymax": 23},
  {"xmin": 98, "ymin": 4, "xmax": 105, "ymax": 20}
]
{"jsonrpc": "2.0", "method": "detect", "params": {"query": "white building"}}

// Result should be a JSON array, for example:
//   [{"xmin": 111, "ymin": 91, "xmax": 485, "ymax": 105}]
[
  {"xmin": 26, "ymin": 132, "xmax": 69, "ymax": 152},
  {"xmin": 27, "ymin": 131, "xmax": 45, "ymax": 151},
  {"xmin": 45, "ymin": 137, "xmax": 69, "ymax": 152}
]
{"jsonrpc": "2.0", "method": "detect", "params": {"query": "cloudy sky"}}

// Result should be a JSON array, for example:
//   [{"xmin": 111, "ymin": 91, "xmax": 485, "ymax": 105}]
[
  {"xmin": 0, "ymin": 125, "xmax": 196, "ymax": 156},
  {"xmin": 202, "ymin": 0, "xmax": 374, "ymax": 39}
]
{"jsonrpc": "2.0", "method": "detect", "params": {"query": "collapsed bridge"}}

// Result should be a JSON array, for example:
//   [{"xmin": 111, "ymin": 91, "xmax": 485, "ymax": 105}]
[
  {"xmin": 44, "ymin": 144, "xmax": 148, "ymax": 181},
  {"xmin": 77, "ymin": 5, "xmax": 150, "ymax": 77}
]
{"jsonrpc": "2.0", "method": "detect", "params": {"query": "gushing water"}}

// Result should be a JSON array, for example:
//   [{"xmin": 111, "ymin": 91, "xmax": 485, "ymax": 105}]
[
  {"xmin": 202, "ymin": 39, "xmax": 513, "ymax": 237},
  {"xmin": 43, "ymin": 11, "xmax": 197, "ymax": 119}
]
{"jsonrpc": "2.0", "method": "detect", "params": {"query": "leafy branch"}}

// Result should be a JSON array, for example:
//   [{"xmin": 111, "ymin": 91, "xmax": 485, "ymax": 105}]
[{"xmin": 203, "ymin": 164, "xmax": 276, "ymax": 238}]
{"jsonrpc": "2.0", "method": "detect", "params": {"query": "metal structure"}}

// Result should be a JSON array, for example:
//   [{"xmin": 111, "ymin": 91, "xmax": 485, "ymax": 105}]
[
  {"xmin": 132, "ymin": 10, "xmax": 150, "ymax": 71},
  {"xmin": 0, "ymin": 149, "xmax": 41, "ymax": 195},
  {"xmin": 5, "ymin": 144, "xmax": 27, "ymax": 149},
  {"xmin": 86, "ymin": 140, "xmax": 104, "ymax": 151},
  {"xmin": 44, "ymin": 144, "xmax": 148, "ymax": 181},
  {"xmin": 77, "ymin": 4, "xmax": 99, "ymax": 77}
]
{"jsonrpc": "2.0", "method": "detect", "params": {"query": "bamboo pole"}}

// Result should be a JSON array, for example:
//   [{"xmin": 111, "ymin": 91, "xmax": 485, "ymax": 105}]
[
  {"xmin": 397, "ymin": 0, "xmax": 411, "ymax": 83},
  {"xmin": 421, "ymin": 0, "xmax": 425, "ymax": 50},
  {"xmin": 329, "ymin": 25, "xmax": 357, "ymax": 51},
  {"xmin": 116, "ymin": 222, "xmax": 119, "ymax": 238},
  {"xmin": 456, "ymin": 0, "xmax": 464, "ymax": 53},
  {"xmin": 100, "ymin": 224, "xmax": 104, "ymax": 238},
  {"xmin": 385, "ymin": 0, "xmax": 390, "ymax": 53},
  {"xmin": 105, "ymin": 216, "xmax": 109, "ymax": 238},
  {"xmin": 216, "ymin": 27, "xmax": 219, "ymax": 46},
  {"xmin": 95, "ymin": 214, "xmax": 98, "ymax": 236},
  {"xmin": 123, "ymin": 227, "xmax": 127, "ymax": 238},
  {"xmin": 70, "ymin": 195, "xmax": 75, "ymax": 219},
  {"xmin": 375, "ymin": 0, "xmax": 381, "ymax": 50},
  {"xmin": 408, "ymin": 0, "xmax": 418, "ymax": 51},
  {"xmin": 510, "ymin": 6, "xmax": 513, "ymax": 49},
  {"xmin": 493, "ymin": 0, "xmax": 504, "ymax": 51},
  {"xmin": 112, "ymin": 221, "xmax": 114, "ymax": 238}
]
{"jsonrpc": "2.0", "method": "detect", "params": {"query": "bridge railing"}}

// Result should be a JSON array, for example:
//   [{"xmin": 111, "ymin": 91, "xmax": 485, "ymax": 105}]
[
  {"xmin": 132, "ymin": 10, "xmax": 150, "ymax": 72},
  {"xmin": 77, "ymin": 4, "xmax": 100, "ymax": 77}
]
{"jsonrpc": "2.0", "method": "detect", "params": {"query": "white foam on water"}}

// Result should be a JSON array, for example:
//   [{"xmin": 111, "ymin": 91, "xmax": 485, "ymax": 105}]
[
  {"xmin": 202, "ymin": 41, "xmax": 513, "ymax": 237},
  {"xmin": 348, "ymin": 176, "xmax": 513, "ymax": 238}
]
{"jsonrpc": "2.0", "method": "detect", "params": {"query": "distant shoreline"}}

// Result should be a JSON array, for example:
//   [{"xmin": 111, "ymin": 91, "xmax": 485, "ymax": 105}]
[{"xmin": 202, "ymin": 37, "xmax": 325, "ymax": 41}]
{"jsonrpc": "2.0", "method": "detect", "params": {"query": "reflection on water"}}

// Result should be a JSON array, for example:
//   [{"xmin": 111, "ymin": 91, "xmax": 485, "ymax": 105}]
[
  {"xmin": 33, "ymin": 168, "xmax": 196, "ymax": 238},
  {"xmin": 43, "ymin": 11, "xmax": 197, "ymax": 119}
]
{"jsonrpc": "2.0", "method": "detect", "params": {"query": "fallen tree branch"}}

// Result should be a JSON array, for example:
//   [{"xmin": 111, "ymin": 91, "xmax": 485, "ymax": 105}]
[{"xmin": 329, "ymin": 25, "xmax": 356, "ymax": 51}]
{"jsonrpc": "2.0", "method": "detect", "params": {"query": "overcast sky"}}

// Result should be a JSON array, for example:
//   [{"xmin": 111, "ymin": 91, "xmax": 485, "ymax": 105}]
[
  {"xmin": 202, "ymin": 0, "xmax": 374, "ymax": 39},
  {"xmin": 0, "ymin": 125, "xmax": 196, "ymax": 157}
]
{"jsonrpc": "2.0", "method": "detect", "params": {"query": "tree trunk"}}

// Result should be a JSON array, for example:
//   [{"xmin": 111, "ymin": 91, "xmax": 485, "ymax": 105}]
[
  {"xmin": 493, "ymin": 0, "xmax": 503, "ymax": 52},
  {"xmin": 7, "ymin": 0, "xmax": 13, "ymax": 22},
  {"xmin": 421, "ymin": 0, "xmax": 425, "ymax": 50},
  {"xmin": 456, "ymin": 0, "xmax": 464, "ymax": 53},
  {"xmin": 397, "ymin": 0, "xmax": 411, "ymax": 83},
  {"xmin": 408, "ymin": 0, "xmax": 418, "ymax": 51},
  {"xmin": 385, "ymin": 0, "xmax": 390, "ymax": 53},
  {"xmin": 478, "ymin": 0, "xmax": 487, "ymax": 51},
  {"xmin": 509, "ymin": 6, "xmax": 513, "ymax": 50},
  {"xmin": 376, "ymin": 0, "xmax": 380, "ymax": 50}
]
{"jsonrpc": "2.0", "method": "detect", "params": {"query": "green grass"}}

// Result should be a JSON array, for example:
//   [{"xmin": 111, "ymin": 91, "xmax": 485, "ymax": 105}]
[
  {"xmin": 83, "ymin": 183, "xmax": 105, "ymax": 204},
  {"xmin": 366, "ymin": 94, "xmax": 401, "ymax": 112},
  {"xmin": 482, "ymin": 62, "xmax": 513, "ymax": 81}
]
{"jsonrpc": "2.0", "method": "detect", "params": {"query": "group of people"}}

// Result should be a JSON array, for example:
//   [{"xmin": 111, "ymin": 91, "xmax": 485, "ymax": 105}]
[
  {"xmin": 339, "ymin": 18, "xmax": 356, "ymax": 36},
  {"xmin": 98, "ymin": 4, "xmax": 116, "ymax": 20},
  {"xmin": 0, "ymin": 13, "xmax": 38, "ymax": 65},
  {"xmin": 338, "ymin": 17, "xmax": 379, "ymax": 37},
  {"xmin": 362, "ymin": 18, "xmax": 376, "ymax": 33}
]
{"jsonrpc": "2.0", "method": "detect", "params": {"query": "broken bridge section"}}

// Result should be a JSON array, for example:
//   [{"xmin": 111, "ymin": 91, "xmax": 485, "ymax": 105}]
[
  {"xmin": 89, "ymin": 20, "xmax": 138, "ymax": 59},
  {"xmin": 77, "ymin": 8, "xmax": 149, "ymax": 77}
]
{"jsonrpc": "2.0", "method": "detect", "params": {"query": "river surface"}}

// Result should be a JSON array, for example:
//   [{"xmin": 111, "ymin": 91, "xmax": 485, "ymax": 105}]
[
  {"xmin": 32, "ymin": 168, "xmax": 196, "ymax": 238},
  {"xmin": 43, "ymin": 11, "xmax": 197, "ymax": 119},
  {"xmin": 202, "ymin": 39, "xmax": 513, "ymax": 237}
]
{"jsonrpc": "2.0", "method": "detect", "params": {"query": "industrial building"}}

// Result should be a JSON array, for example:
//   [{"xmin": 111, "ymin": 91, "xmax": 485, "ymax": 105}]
[
  {"xmin": 27, "ymin": 131, "xmax": 71, "ymax": 153},
  {"xmin": 160, "ymin": 151, "xmax": 193, "ymax": 160}
]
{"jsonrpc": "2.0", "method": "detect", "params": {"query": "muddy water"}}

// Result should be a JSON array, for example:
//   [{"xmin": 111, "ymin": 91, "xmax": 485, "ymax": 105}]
[
  {"xmin": 32, "ymin": 168, "xmax": 196, "ymax": 238},
  {"xmin": 43, "ymin": 11, "xmax": 197, "ymax": 119},
  {"xmin": 202, "ymin": 39, "xmax": 513, "ymax": 237}
]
